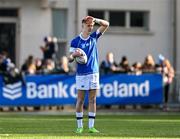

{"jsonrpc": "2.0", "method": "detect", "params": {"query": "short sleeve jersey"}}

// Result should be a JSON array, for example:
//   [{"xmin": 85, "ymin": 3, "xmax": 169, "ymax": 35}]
[{"xmin": 70, "ymin": 31, "xmax": 102, "ymax": 75}]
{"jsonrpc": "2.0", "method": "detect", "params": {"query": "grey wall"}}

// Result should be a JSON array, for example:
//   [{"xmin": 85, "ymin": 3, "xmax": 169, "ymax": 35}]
[
  {"xmin": 78, "ymin": 0, "xmax": 173, "ymax": 65},
  {"xmin": 176, "ymin": 0, "xmax": 180, "ymax": 73}
]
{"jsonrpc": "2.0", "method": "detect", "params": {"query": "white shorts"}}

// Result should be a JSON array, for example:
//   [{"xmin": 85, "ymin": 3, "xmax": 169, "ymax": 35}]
[{"xmin": 76, "ymin": 73, "xmax": 100, "ymax": 90}]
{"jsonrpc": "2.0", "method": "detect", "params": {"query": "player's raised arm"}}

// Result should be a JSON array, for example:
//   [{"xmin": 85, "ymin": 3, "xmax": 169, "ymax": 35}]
[{"xmin": 94, "ymin": 18, "xmax": 109, "ymax": 34}]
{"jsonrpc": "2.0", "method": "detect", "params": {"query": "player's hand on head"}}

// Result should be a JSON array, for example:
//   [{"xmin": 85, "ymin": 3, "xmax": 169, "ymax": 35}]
[
  {"xmin": 86, "ymin": 16, "xmax": 94, "ymax": 20},
  {"xmin": 83, "ymin": 16, "xmax": 95, "ymax": 24}
]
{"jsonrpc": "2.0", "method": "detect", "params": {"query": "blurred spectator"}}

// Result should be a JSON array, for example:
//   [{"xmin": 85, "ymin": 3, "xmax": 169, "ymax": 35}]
[
  {"xmin": 35, "ymin": 58, "xmax": 43, "ymax": 74},
  {"xmin": 42, "ymin": 59, "xmax": 55, "ymax": 74},
  {"xmin": 159, "ymin": 56, "xmax": 175, "ymax": 110},
  {"xmin": 0, "ymin": 51, "xmax": 25, "ymax": 111},
  {"xmin": 142, "ymin": 54, "xmax": 156, "ymax": 73},
  {"xmin": 21, "ymin": 55, "xmax": 32, "ymax": 73},
  {"xmin": 21, "ymin": 55, "xmax": 36, "ymax": 75},
  {"xmin": 100, "ymin": 52, "xmax": 120, "ymax": 109},
  {"xmin": 131, "ymin": 62, "xmax": 142, "ymax": 75},
  {"xmin": 0, "ymin": 51, "xmax": 15, "ymax": 74},
  {"xmin": 27, "ymin": 60, "xmax": 36, "ymax": 75},
  {"xmin": 55, "ymin": 56, "xmax": 74, "ymax": 74},
  {"xmin": 119, "ymin": 56, "xmax": 131, "ymax": 73},
  {"xmin": 40, "ymin": 36, "xmax": 57, "ymax": 60},
  {"xmin": 155, "ymin": 54, "xmax": 165, "ymax": 73},
  {"xmin": 0, "ymin": 51, "xmax": 23, "ymax": 84},
  {"xmin": 100, "ymin": 52, "xmax": 119, "ymax": 74}
]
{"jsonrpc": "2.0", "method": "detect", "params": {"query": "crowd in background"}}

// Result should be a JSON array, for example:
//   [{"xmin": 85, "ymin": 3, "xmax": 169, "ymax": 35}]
[
  {"xmin": 0, "ymin": 36, "xmax": 174, "ymax": 78},
  {"xmin": 100, "ymin": 52, "xmax": 174, "ymax": 77},
  {"xmin": 0, "ymin": 36, "xmax": 175, "ymax": 111},
  {"xmin": 99, "ymin": 52, "xmax": 175, "ymax": 111},
  {"xmin": 21, "ymin": 36, "xmax": 74, "ymax": 76}
]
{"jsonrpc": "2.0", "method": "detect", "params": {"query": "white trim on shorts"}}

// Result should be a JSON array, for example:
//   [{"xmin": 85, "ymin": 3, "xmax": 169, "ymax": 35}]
[{"xmin": 76, "ymin": 73, "xmax": 100, "ymax": 90}]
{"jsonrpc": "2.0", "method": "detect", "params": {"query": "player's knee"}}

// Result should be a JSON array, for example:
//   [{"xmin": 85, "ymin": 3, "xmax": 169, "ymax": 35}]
[
  {"xmin": 89, "ymin": 97, "xmax": 96, "ymax": 104},
  {"xmin": 77, "ymin": 99, "xmax": 84, "ymax": 106}
]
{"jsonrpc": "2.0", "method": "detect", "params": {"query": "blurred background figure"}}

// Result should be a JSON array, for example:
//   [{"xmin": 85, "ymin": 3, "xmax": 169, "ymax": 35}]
[
  {"xmin": 131, "ymin": 62, "xmax": 142, "ymax": 75},
  {"xmin": 156, "ymin": 54, "xmax": 165, "ymax": 73},
  {"xmin": 159, "ymin": 57, "xmax": 175, "ymax": 111},
  {"xmin": 0, "ymin": 51, "xmax": 15, "ymax": 75},
  {"xmin": 40, "ymin": 36, "xmax": 57, "ymax": 60},
  {"xmin": 35, "ymin": 58, "xmax": 43, "ymax": 74},
  {"xmin": 21, "ymin": 55, "xmax": 36, "ymax": 75},
  {"xmin": 55, "ymin": 56, "xmax": 73, "ymax": 74},
  {"xmin": 142, "ymin": 54, "xmax": 156, "ymax": 73},
  {"xmin": 42, "ymin": 59, "xmax": 55, "ymax": 74},
  {"xmin": 100, "ymin": 52, "xmax": 119, "ymax": 74},
  {"xmin": 0, "ymin": 51, "xmax": 25, "ymax": 111},
  {"xmin": 0, "ymin": 51, "xmax": 22, "ymax": 84},
  {"xmin": 119, "ymin": 56, "xmax": 131, "ymax": 73}
]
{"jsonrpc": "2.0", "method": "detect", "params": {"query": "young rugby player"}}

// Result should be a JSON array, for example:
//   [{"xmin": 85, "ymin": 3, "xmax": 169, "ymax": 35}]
[{"xmin": 68, "ymin": 16, "xmax": 109, "ymax": 133}]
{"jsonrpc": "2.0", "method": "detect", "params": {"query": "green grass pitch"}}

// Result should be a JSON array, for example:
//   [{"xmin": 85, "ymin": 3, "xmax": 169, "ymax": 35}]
[{"xmin": 0, "ymin": 113, "xmax": 180, "ymax": 139}]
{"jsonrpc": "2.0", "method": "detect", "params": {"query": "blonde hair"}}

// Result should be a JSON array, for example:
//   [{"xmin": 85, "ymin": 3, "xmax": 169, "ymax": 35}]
[{"xmin": 163, "ymin": 59, "xmax": 171, "ymax": 70}]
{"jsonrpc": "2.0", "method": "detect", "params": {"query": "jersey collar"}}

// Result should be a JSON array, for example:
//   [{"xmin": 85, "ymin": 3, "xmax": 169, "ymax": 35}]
[{"xmin": 79, "ymin": 32, "xmax": 90, "ymax": 41}]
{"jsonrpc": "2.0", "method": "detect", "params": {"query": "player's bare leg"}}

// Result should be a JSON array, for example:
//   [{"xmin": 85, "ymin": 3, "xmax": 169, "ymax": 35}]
[
  {"xmin": 88, "ymin": 89, "xmax": 99, "ymax": 133},
  {"xmin": 75, "ymin": 90, "xmax": 85, "ymax": 133},
  {"xmin": 88, "ymin": 89, "xmax": 97, "ymax": 112},
  {"xmin": 76, "ymin": 90, "xmax": 85, "ymax": 112}
]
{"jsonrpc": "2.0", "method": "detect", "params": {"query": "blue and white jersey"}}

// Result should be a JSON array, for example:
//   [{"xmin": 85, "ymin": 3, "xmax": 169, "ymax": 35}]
[{"xmin": 70, "ymin": 30, "xmax": 102, "ymax": 75}]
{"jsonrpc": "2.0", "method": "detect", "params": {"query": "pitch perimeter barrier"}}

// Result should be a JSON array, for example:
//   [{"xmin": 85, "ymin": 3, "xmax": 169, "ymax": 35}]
[{"xmin": 0, "ymin": 74, "xmax": 163, "ymax": 106}]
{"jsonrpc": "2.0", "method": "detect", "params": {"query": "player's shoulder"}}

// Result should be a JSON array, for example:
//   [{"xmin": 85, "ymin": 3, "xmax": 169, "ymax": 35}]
[
  {"xmin": 71, "ymin": 35, "xmax": 81, "ymax": 48},
  {"xmin": 90, "ymin": 30, "xmax": 102, "ymax": 38},
  {"xmin": 90, "ymin": 31, "xmax": 97, "ymax": 37},
  {"xmin": 71, "ymin": 35, "xmax": 80, "ymax": 43}
]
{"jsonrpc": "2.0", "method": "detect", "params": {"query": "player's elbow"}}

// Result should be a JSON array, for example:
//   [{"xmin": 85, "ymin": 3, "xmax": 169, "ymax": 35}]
[
  {"xmin": 104, "ymin": 22, "xmax": 109, "ymax": 31},
  {"xmin": 106, "ymin": 21, "xmax": 110, "ymax": 27},
  {"xmin": 104, "ymin": 21, "xmax": 109, "ymax": 28}
]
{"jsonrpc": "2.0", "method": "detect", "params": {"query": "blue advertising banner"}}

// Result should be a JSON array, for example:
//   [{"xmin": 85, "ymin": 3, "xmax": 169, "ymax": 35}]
[
  {"xmin": 98, "ymin": 74, "xmax": 163, "ymax": 105},
  {"xmin": 0, "ymin": 74, "xmax": 163, "ymax": 106}
]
